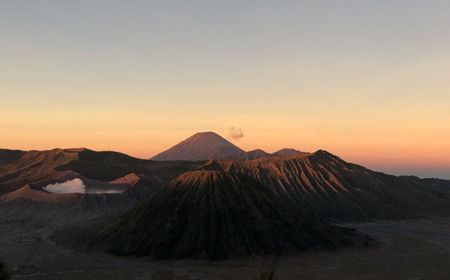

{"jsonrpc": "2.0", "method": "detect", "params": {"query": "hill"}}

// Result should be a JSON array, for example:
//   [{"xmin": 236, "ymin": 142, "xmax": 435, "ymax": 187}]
[
  {"xmin": 239, "ymin": 149, "xmax": 272, "ymax": 160},
  {"xmin": 0, "ymin": 148, "xmax": 203, "ymax": 208},
  {"xmin": 207, "ymin": 150, "xmax": 450, "ymax": 220},
  {"xmin": 62, "ymin": 170, "xmax": 359, "ymax": 260}
]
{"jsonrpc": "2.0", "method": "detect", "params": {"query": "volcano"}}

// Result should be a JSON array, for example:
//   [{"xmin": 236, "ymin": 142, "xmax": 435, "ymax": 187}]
[
  {"xmin": 151, "ymin": 131, "xmax": 245, "ymax": 161},
  {"xmin": 4, "ymin": 132, "xmax": 450, "ymax": 261},
  {"xmin": 70, "ymin": 170, "xmax": 358, "ymax": 260},
  {"xmin": 2, "ymin": 135, "xmax": 450, "ymax": 220}
]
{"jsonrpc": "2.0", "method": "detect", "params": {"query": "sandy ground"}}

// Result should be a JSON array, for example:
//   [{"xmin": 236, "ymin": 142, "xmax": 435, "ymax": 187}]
[{"xmin": 1, "ymin": 204, "xmax": 450, "ymax": 280}]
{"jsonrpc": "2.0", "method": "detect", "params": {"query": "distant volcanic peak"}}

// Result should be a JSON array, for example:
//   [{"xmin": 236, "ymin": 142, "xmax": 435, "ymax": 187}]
[
  {"xmin": 179, "ymin": 131, "xmax": 242, "ymax": 149},
  {"xmin": 151, "ymin": 131, "xmax": 245, "ymax": 161},
  {"xmin": 273, "ymin": 148, "xmax": 305, "ymax": 157},
  {"xmin": 239, "ymin": 149, "xmax": 272, "ymax": 160},
  {"xmin": 187, "ymin": 131, "xmax": 223, "ymax": 140},
  {"xmin": 250, "ymin": 148, "xmax": 267, "ymax": 153}
]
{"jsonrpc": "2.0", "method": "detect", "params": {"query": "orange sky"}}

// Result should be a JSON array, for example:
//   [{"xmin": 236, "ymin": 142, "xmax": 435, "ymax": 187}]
[
  {"xmin": 1, "ymin": 101, "xmax": 449, "ymax": 178},
  {"xmin": 1, "ymin": 1, "xmax": 449, "ymax": 178}
]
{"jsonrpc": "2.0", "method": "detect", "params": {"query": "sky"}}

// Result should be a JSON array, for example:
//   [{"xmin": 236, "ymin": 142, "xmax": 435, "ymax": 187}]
[{"xmin": 1, "ymin": 0, "xmax": 450, "ymax": 179}]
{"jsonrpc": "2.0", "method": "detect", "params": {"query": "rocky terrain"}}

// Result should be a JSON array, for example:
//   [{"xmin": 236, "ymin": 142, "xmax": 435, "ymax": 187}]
[
  {"xmin": 57, "ymin": 170, "xmax": 361, "ymax": 260},
  {"xmin": 1, "ymin": 203, "xmax": 450, "ymax": 280},
  {"xmin": 2, "ymin": 135, "xmax": 450, "ymax": 220},
  {"xmin": 1, "ymin": 131, "xmax": 450, "ymax": 277}
]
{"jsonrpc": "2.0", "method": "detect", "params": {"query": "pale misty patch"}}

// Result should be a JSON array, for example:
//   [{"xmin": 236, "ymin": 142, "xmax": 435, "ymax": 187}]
[
  {"xmin": 43, "ymin": 178, "xmax": 86, "ymax": 194},
  {"xmin": 229, "ymin": 127, "xmax": 244, "ymax": 140},
  {"xmin": 89, "ymin": 189, "xmax": 123, "ymax": 194}
]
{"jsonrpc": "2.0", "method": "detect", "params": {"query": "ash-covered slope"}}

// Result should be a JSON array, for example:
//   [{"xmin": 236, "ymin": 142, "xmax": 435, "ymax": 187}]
[
  {"xmin": 68, "ymin": 170, "xmax": 358, "ymax": 260},
  {"xmin": 0, "ymin": 148, "xmax": 202, "ymax": 208},
  {"xmin": 0, "ymin": 148, "xmax": 79, "ymax": 195},
  {"xmin": 3, "ymin": 139, "xmax": 450, "ymax": 220},
  {"xmin": 208, "ymin": 150, "xmax": 450, "ymax": 220},
  {"xmin": 151, "ymin": 132, "xmax": 245, "ymax": 161}
]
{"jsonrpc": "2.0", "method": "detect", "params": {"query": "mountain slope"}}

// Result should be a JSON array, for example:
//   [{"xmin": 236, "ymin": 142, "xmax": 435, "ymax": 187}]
[
  {"xmin": 2, "ymin": 139, "xmax": 450, "ymax": 221},
  {"xmin": 0, "ymin": 148, "xmax": 202, "ymax": 207},
  {"xmin": 0, "ymin": 148, "xmax": 79, "ymax": 195},
  {"xmin": 65, "ymin": 171, "xmax": 359, "ymax": 260},
  {"xmin": 205, "ymin": 150, "xmax": 450, "ymax": 220},
  {"xmin": 273, "ymin": 148, "xmax": 305, "ymax": 157},
  {"xmin": 0, "ymin": 149, "xmax": 25, "ymax": 165},
  {"xmin": 239, "ymin": 149, "xmax": 272, "ymax": 160},
  {"xmin": 151, "ymin": 132, "xmax": 245, "ymax": 161}
]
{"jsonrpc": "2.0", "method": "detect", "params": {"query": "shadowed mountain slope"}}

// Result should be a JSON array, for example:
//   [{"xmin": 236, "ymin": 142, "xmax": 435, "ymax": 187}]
[
  {"xmin": 0, "ymin": 149, "xmax": 25, "ymax": 165},
  {"xmin": 2, "ymin": 135, "xmax": 450, "ymax": 221},
  {"xmin": 151, "ymin": 132, "xmax": 245, "ymax": 161},
  {"xmin": 0, "ymin": 148, "xmax": 203, "ymax": 208},
  {"xmin": 64, "ymin": 170, "xmax": 359, "ymax": 260},
  {"xmin": 205, "ymin": 150, "xmax": 450, "ymax": 220},
  {"xmin": 57, "ymin": 148, "xmax": 201, "ymax": 182}
]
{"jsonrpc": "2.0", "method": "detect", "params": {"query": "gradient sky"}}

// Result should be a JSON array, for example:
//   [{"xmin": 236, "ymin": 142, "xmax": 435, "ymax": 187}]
[{"xmin": 1, "ymin": 1, "xmax": 450, "ymax": 179}]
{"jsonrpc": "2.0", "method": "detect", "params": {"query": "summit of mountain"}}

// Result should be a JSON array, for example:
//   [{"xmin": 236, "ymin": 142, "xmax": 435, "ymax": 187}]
[{"xmin": 151, "ymin": 131, "xmax": 245, "ymax": 161}]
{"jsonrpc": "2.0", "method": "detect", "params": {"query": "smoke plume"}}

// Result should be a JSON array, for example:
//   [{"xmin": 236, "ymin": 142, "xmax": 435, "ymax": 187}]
[
  {"xmin": 43, "ymin": 178, "xmax": 86, "ymax": 194},
  {"xmin": 229, "ymin": 127, "xmax": 244, "ymax": 140}
]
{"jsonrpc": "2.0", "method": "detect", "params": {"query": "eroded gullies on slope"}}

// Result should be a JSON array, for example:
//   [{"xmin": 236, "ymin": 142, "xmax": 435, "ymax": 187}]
[{"xmin": 66, "ymin": 170, "xmax": 362, "ymax": 260}]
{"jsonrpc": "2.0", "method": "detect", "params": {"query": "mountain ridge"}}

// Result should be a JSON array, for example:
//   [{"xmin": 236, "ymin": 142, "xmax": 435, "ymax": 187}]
[
  {"xmin": 2, "ymin": 132, "xmax": 450, "ymax": 221},
  {"xmin": 58, "ymin": 170, "xmax": 361, "ymax": 260},
  {"xmin": 151, "ymin": 131, "xmax": 309, "ymax": 161}
]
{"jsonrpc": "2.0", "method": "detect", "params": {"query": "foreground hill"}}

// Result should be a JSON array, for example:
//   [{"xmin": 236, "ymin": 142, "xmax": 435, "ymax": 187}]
[{"xmin": 58, "ymin": 170, "xmax": 360, "ymax": 260}]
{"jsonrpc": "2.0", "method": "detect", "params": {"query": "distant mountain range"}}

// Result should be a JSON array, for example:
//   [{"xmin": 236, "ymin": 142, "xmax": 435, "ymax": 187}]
[
  {"xmin": 2, "ymin": 131, "xmax": 450, "ymax": 259},
  {"xmin": 2, "ymin": 132, "xmax": 449, "ymax": 219},
  {"xmin": 151, "ymin": 131, "xmax": 304, "ymax": 161}
]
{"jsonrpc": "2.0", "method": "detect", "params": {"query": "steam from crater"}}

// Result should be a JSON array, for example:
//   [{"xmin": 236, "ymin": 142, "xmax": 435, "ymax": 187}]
[{"xmin": 43, "ymin": 178, "xmax": 86, "ymax": 194}]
